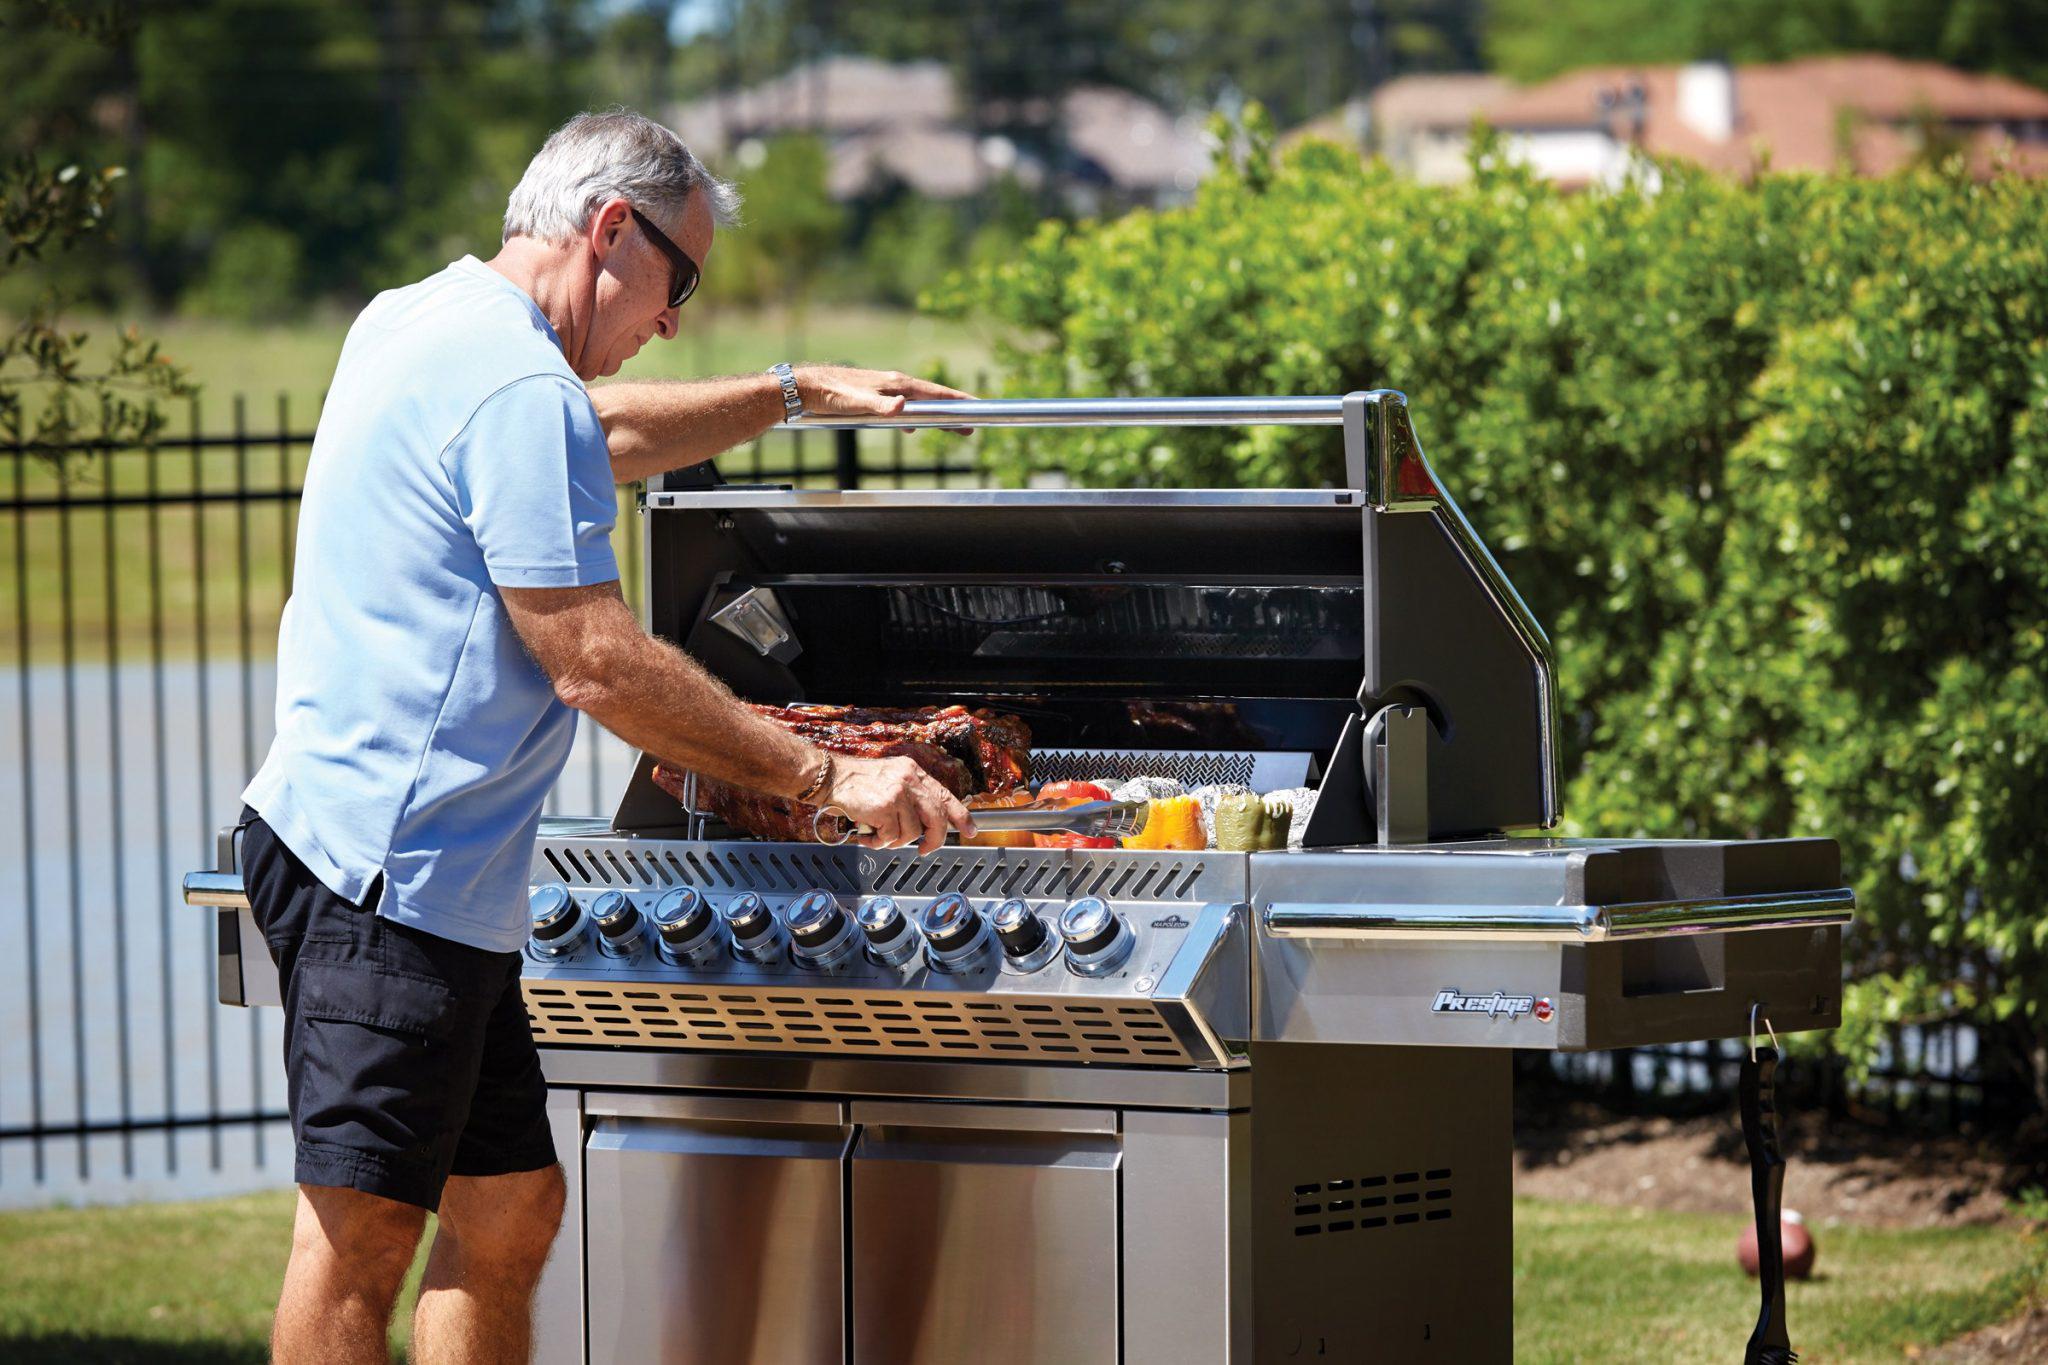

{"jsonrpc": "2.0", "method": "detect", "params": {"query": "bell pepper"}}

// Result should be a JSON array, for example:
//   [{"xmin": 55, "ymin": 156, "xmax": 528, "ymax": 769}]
[
  {"xmin": 1037, "ymin": 780, "xmax": 1112, "ymax": 803},
  {"xmin": 963, "ymin": 790, "xmax": 1036, "ymax": 847},
  {"xmin": 1030, "ymin": 780, "xmax": 1116, "ymax": 848},
  {"xmin": 1121, "ymin": 794, "xmax": 1206, "ymax": 851},
  {"xmin": 1213, "ymin": 792, "xmax": 1292, "ymax": 851}
]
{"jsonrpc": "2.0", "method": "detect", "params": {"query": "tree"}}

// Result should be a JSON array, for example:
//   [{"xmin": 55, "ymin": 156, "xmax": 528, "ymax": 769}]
[
  {"xmin": 1485, "ymin": 0, "xmax": 2048, "ymax": 88},
  {"xmin": 1, "ymin": 3, "xmax": 187, "ymax": 461}
]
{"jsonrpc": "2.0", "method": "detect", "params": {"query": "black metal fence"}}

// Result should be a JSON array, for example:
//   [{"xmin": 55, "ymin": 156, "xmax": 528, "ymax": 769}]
[
  {"xmin": 0, "ymin": 396, "xmax": 989, "ymax": 1206},
  {"xmin": 0, "ymin": 397, "xmax": 2010, "ymax": 1204}
]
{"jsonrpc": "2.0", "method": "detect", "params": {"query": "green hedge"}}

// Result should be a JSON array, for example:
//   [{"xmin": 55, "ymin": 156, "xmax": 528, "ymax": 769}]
[{"xmin": 933, "ymin": 112, "xmax": 2048, "ymax": 1109}]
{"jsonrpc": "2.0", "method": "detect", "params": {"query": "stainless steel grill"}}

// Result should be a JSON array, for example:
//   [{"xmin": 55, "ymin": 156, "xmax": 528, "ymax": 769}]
[{"xmin": 187, "ymin": 389, "xmax": 1853, "ymax": 1364}]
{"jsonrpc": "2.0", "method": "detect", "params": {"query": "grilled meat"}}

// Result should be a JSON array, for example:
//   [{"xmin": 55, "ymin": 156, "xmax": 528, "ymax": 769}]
[{"xmin": 652, "ymin": 703, "xmax": 1033, "ymax": 842}]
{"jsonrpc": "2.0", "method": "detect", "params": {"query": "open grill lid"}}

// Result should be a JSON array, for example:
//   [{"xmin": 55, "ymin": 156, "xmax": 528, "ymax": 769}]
[{"xmin": 614, "ymin": 391, "xmax": 1557, "ymax": 846}]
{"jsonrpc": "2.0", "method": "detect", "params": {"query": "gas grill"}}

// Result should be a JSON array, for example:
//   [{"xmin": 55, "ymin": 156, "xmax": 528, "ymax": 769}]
[{"xmin": 186, "ymin": 390, "xmax": 1853, "ymax": 1363}]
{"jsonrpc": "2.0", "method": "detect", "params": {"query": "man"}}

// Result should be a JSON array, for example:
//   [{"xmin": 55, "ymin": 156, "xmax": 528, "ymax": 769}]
[{"xmin": 238, "ymin": 109, "xmax": 977, "ymax": 1363}]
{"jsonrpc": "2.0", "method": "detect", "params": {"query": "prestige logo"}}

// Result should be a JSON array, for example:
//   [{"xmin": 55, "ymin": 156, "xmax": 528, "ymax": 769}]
[{"xmin": 1431, "ymin": 988, "xmax": 1550, "ymax": 1021}]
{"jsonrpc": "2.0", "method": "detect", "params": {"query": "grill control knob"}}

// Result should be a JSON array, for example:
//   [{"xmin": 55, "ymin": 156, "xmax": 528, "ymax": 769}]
[
  {"xmin": 992, "ymin": 897, "xmax": 1059, "ymax": 972},
  {"xmin": 590, "ymin": 890, "xmax": 645, "ymax": 956},
  {"xmin": 722, "ymin": 892, "xmax": 785, "ymax": 963},
  {"xmin": 653, "ymin": 886, "xmax": 719, "ymax": 964},
  {"xmin": 528, "ymin": 884, "xmax": 584, "ymax": 957},
  {"xmin": 1059, "ymin": 897, "xmax": 1134, "ymax": 976},
  {"xmin": 921, "ymin": 891, "xmax": 993, "ymax": 972},
  {"xmin": 857, "ymin": 896, "xmax": 919, "ymax": 967},
  {"xmin": 788, "ymin": 889, "xmax": 859, "ymax": 971}
]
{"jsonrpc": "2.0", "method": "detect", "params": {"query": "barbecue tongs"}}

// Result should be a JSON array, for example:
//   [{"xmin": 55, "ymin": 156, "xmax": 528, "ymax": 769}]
[{"xmin": 812, "ymin": 799, "xmax": 1150, "ymax": 847}]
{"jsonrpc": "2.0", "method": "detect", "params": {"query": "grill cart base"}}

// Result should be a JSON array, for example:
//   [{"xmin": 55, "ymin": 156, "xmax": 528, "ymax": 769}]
[{"xmin": 530, "ymin": 1042, "xmax": 1511, "ymax": 1365}]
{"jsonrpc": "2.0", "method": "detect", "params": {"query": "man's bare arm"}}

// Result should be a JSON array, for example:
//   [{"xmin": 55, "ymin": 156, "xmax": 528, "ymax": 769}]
[
  {"xmin": 498, "ymin": 581, "xmax": 973, "ymax": 852},
  {"xmin": 590, "ymin": 365, "xmax": 973, "ymax": 484}
]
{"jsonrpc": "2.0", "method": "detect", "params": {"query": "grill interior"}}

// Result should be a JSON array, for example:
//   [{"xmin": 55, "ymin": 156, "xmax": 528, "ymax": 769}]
[{"xmin": 523, "ymin": 982, "xmax": 1202, "ymax": 1065}]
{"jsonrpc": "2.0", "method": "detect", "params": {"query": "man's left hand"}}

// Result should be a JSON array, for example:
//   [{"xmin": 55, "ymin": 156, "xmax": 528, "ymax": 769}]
[{"xmin": 795, "ymin": 366, "xmax": 974, "ymax": 427}]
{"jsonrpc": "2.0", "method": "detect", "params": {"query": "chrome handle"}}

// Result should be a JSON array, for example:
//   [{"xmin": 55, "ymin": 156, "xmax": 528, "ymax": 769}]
[
  {"xmin": 785, "ymin": 396, "xmax": 1345, "ymax": 430},
  {"xmin": 812, "ymin": 799, "xmax": 1150, "ymax": 845},
  {"xmin": 183, "ymin": 871, "xmax": 250, "ymax": 909},
  {"xmin": 1260, "ymin": 888, "xmax": 1855, "ymax": 943}
]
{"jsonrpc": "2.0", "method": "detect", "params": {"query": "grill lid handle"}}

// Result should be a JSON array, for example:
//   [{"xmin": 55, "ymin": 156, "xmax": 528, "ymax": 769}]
[{"xmin": 786, "ymin": 396, "xmax": 1347, "ymax": 430}]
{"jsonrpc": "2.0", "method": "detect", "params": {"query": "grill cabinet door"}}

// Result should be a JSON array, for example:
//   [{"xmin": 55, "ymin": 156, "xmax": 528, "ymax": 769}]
[
  {"xmin": 583, "ymin": 1096, "xmax": 851, "ymax": 1364},
  {"xmin": 851, "ymin": 1103, "xmax": 1120, "ymax": 1364}
]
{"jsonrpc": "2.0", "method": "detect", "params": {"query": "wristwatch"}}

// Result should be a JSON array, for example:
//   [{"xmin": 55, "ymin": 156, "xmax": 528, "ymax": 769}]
[{"xmin": 769, "ymin": 362, "xmax": 803, "ymax": 423}]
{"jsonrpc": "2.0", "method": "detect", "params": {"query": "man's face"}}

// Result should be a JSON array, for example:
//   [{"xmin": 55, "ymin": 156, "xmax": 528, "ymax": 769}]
[{"xmin": 585, "ymin": 193, "xmax": 714, "ymax": 380}]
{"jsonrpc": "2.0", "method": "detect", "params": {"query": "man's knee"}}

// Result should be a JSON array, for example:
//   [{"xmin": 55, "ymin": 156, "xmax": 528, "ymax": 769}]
[
  {"xmin": 438, "ymin": 1165, "xmax": 566, "ymax": 1277},
  {"xmin": 294, "ymin": 1183, "xmax": 428, "ymax": 1297}
]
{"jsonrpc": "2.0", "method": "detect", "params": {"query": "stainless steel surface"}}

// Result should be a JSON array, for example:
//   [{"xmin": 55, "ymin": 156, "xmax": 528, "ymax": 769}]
[
  {"xmin": 1353, "ymin": 390, "xmax": 1561, "ymax": 826},
  {"xmin": 1368, "ymin": 704, "xmax": 1430, "ymax": 845},
  {"xmin": 533, "ymin": 1047, "xmax": 1250, "ymax": 1110},
  {"xmin": 531, "ymin": 1089, "xmax": 583, "ymax": 1365},
  {"xmin": 1250, "ymin": 1043, "xmax": 1512, "ymax": 1361},
  {"xmin": 815, "ymin": 797, "xmax": 1148, "ymax": 847},
  {"xmin": 1122, "ymin": 1109, "xmax": 1249, "ymax": 1364},
  {"xmin": 1262, "ymin": 888, "xmax": 1856, "ymax": 942},
  {"xmin": 182, "ymin": 870, "xmax": 249, "ymax": 908},
  {"xmin": 642, "ymin": 486, "xmax": 1358, "ymax": 510},
  {"xmin": 851, "ymin": 1105, "xmax": 1121, "ymax": 1364},
  {"xmin": 518, "ymin": 832, "xmax": 1248, "ymax": 1066},
  {"xmin": 786, "ymin": 395, "xmax": 1346, "ymax": 429},
  {"xmin": 583, "ymin": 1099, "xmax": 851, "ymax": 1364}
]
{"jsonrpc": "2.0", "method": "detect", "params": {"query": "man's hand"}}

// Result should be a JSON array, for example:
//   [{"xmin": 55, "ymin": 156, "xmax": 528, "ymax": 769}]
[
  {"xmin": 793, "ymin": 365, "xmax": 972, "ymax": 422},
  {"xmin": 590, "ymin": 366, "xmax": 974, "ymax": 484},
  {"xmin": 825, "ymin": 754, "xmax": 976, "ymax": 855}
]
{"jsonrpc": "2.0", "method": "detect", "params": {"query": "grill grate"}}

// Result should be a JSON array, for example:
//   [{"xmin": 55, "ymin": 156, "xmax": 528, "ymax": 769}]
[
  {"xmin": 523, "ymin": 982, "xmax": 1202, "ymax": 1065},
  {"xmin": 1290, "ymin": 1168, "xmax": 1454, "ymax": 1236}
]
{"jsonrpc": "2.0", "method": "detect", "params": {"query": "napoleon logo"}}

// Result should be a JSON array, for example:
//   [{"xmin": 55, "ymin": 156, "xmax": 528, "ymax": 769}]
[
  {"xmin": 1149, "ymin": 914, "xmax": 1190, "ymax": 929},
  {"xmin": 1431, "ymin": 988, "xmax": 1546, "ymax": 1021}
]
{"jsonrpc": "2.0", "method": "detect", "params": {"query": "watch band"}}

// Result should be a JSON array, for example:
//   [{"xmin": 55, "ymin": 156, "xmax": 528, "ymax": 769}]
[{"xmin": 770, "ymin": 362, "xmax": 803, "ymax": 423}]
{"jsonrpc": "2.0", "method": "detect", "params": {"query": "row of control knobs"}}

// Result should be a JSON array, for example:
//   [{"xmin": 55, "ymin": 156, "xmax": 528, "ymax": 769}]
[{"xmin": 528, "ymin": 885, "xmax": 1135, "ymax": 976}]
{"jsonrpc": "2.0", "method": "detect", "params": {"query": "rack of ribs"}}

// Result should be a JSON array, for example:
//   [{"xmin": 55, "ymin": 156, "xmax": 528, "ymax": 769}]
[{"xmin": 650, "ymin": 703, "xmax": 1033, "ymax": 842}]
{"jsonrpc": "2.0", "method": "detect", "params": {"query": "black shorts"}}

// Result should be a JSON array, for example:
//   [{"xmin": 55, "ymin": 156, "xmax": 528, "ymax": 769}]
[{"xmin": 239, "ymin": 809, "xmax": 556, "ymax": 1210}]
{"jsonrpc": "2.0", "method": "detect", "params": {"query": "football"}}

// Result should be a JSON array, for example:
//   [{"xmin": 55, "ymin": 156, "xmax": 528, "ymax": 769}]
[{"xmin": 1736, "ymin": 1209, "xmax": 1817, "ymax": 1280}]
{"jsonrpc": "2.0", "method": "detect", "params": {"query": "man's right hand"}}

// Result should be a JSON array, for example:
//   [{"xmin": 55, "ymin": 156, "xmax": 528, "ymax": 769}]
[{"xmin": 825, "ymin": 753, "xmax": 977, "ymax": 855}]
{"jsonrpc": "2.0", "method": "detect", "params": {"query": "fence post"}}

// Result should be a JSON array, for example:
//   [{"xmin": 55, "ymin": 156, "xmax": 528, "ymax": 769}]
[{"xmin": 834, "ymin": 428, "xmax": 861, "ymax": 491}]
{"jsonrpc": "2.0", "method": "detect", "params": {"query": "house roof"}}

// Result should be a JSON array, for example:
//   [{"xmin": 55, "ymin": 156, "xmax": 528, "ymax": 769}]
[
  {"xmin": 671, "ymin": 56, "xmax": 959, "ymax": 155},
  {"xmin": 1483, "ymin": 54, "xmax": 2048, "ymax": 174},
  {"xmin": 1371, "ymin": 73, "xmax": 1512, "ymax": 132}
]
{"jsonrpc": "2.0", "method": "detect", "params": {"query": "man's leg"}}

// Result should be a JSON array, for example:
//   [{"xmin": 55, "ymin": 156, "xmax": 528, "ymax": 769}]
[
  {"xmin": 276, "ymin": 1183, "xmax": 429, "ymax": 1364},
  {"xmin": 410, "ymin": 1164, "xmax": 567, "ymax": 1364}
]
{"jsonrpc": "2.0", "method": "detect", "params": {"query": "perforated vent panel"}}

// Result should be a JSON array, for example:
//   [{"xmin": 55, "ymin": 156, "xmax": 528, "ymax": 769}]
[
  {"xmin": 523, "ymin": 982, "xmax": 1201, "ymax": 1065},
  {"xmin": 539, "ymin": 841, "xmax": 859, "ymax": 894},
  {"xmin": 533, "ymin": 837, "xmax": 1241, "ymax": 906},
  {"xmin": 1290, "ymin": 1167, "xmax": 1454, "ymax": 1236}
]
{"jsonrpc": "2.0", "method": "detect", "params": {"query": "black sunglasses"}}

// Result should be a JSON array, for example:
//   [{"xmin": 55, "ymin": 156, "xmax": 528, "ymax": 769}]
[{"xmin": 628, "ymin": 205, "xmax": 700, "ymax": 310}]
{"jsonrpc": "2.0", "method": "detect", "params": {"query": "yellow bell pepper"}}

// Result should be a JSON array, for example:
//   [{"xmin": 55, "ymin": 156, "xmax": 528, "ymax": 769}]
[{"xmin": 1122, "ymin": 794, "xmax": 1206, "ymax": 851}]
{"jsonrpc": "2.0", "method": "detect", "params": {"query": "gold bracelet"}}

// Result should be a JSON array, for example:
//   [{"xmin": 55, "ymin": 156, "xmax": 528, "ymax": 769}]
[{"xmin": 795, "ymin": 751, "xmax": 833, "ymax": 804}]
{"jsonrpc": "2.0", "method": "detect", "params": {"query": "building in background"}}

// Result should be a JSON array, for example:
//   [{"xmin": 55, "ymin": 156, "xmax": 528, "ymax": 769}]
[
  {"xmin": 670, "ymin": 55, "xmax": 1210, "ymax": 208},
  {"xmin": 1304, "ymin": 55, "xmax": 2048, "ymax": 185}
]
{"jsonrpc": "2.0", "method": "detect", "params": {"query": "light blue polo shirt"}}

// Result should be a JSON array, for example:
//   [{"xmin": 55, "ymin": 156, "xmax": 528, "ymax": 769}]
[{"xmin": 244, "ymin": 255, "xmax": 619, "ymax": 953}]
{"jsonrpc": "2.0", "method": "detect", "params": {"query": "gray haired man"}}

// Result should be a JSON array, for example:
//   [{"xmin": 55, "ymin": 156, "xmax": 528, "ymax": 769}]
[{"xmin": 240, "ymin": 109, "xmax": 975, "ymax": 1362}]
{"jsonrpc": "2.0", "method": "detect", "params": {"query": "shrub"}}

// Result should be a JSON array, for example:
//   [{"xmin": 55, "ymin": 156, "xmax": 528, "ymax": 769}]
[
  {"xmin": 934, "ymin": 110, "xmax": 2048, "ymax": 1113},
  {"xmin": 183, "ymin": 222, "xmax": 305, "ymax": 324}
]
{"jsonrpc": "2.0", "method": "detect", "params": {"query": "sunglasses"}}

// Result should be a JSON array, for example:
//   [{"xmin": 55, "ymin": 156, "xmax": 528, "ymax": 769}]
[{"xmin": 628, "ymin": 205, "xmax": 701, "ymax": 310}]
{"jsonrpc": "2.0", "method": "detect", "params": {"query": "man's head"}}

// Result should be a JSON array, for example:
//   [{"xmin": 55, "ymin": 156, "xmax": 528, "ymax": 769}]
[{"xmin": 501, "ymin": 110, "xmax": 741, "ymax": 380}]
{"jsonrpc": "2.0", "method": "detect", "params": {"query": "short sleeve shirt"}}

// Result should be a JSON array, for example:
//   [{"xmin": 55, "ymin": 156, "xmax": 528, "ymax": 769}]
[{"xmin": 244, "ymin": 256, "xmax": 618, "ymax": 952}]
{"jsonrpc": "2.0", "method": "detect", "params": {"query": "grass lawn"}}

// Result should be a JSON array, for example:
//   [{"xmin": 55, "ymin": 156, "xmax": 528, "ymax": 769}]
[
  {"xmin": 28, "ymin": 304, "xmax": 999, "ymax": 425},
  {"xmin": 0, "ymin": 1193, "xmax": 2038, "ymax": 1363}
]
